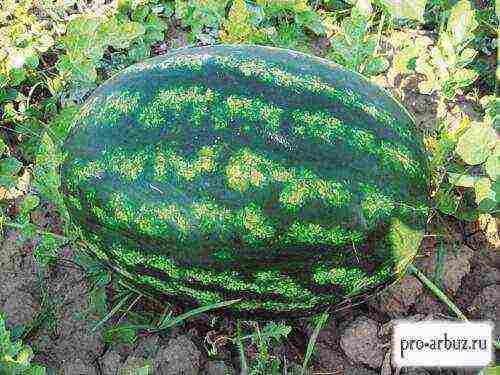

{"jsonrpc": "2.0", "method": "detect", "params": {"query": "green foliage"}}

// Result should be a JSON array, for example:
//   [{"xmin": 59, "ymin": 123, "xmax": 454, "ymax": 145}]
[
  {"xmin": 220, "ymin": 0, "xmax": 256, "ymax": 43},
  {"xmin": 415, "ymin": 0, "xmax": 479, "ymax": 100},
  {"xmin": 0, "ymin": 0, "xmax": 58, "ymax": 89},
  {"xmin": 236, "ymin": 321, "xmax": 292, "ymax": 374},
  {"xmin": 0, "ymin": 157, "xmax": 22, "ymax": 190},
  {"xmin": 452, "ymin": 100, "xmax": 499, "ymax": 214},
  {"xmin": 327, "ymin": 2, "xmax": 389, "ymax": 76},
  {"xmin": 391, "ymin": 32, "xmax": 433, "ymax": 75},
  {"xmin": 177, "ymin": 0, "xmax": 328, "ymax": 47},
  {"xmin": 455, "ymin": 121, "xmax": 496, "ymax": 165},
  {"xmin": 433, "ymin": 98, "xmax": 499, "ymax": 219},
  {"xmin": 0, "ymin": 0, "xmax": 67, "ymax": 161},
  {"xmin": 57, "ymin": 4, "xmax": 167, "ymax": 97},
  {"xmin": 378, "ymin": 0, "xmax": 428, "ymax": 21},
  {"xmin": 0, "ymin": 311, "xmax": 46, "ymax": 375}
]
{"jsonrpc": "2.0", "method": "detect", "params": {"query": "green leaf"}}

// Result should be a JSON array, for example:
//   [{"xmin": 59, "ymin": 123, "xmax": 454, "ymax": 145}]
[
  {"xmin": 295, "ymin": 10, "xmax": 326, "ymax": 35},
  {"xmin": 0, "ymin": 73, "xmax": 8, "ymax": 88},
  {"xmin": 0, "ymin": 157, "xmax": 22, "ymax": 176},
  {"xmin": 24, "ymin": 364, "xmax": 46, "ymax": 375},
  {"xmin": 33, "ymin": 133, "xmax": 70, "ymax": 224},
  {"xmin": 102, "ymin": 325, "xmax": 138, "ymax": 345},
  {"xmin": 36, "ymin": 34, "xmax": 54, "ymax": 53},
  {"xmin": 355, "ymin": 0, "xmax": 373, "ymax": 17},
  {"xmin": 450, "ymin": 68, "xmax": 478, "ymax": 88},
  {"xmin": 343, "ymin": 12, "xmax": 367, "ymax": 43},
  {"xmin": 120, "ymin": 21, "xmax": 146, "ymax": 44},
  {"xmin": 447, "ymin": 172, "xmax": 479, "ymax": 187},
  {"xmin": 379, "ymin": 0, "xmax": 428, "ymax": 21},
  {"xmin": 448, "ymin": 0, "xmax": 478, "ymax": 46},
  {"xmin": 47, "ymin": 105, "xmax": 80, "ymax": 143},
  {"xmin": 436, "ymin": 190, "xmax": 461, "ymax": 215},
  {"xmin": 483, "ymin": 366, "xmax": 500, "ymax": 375},
  {"xmin": 20, "ymin": 195, "xmax": 40, "ymax": 214},
  {"xmin": 455, "ymin": 122, "xmax": 497, "ymax": 165},
  {"xmin": 144, "ymin": 13, "xmax": 167, "ymax": 34},
  {"xmin": 9, "ymin": 68, "xmax": 26, "ymax": 86},
  {"xmin": 71, "ymin": 60, "xmax": 98, "ymax": 83},
  {"xmin": 457, "ymin": 48, "xmax": 477, "ymax": 68},
  {"xmin": 0, "ymin": 137, "xmax": 7, "ymax": 156},
  {"xmin": 127, "ymin": 43, "xmax": 150, "ymax": 62},
  {"xmin": 131, "ymin": 5, "xmax": 150, "ymax": 22},
  {"xmin": 418, "ymin": 79, "xmax": 437, "ymax": 95},
  {"xmin": 474, "ymin": 178, "xmax": 498, "ymax": 212},
  {"xmin": 328, "ymin": 35, "xmax": 354, "ymax": 68},
  {"xmin": 99, "ymin": 19, "xmax": 146, "ymax": 49},
  {"xmin": 439, "ymin": 32, "xmax": 456, "ymax": 65},
  {"xmin": 363, "ymin": 56, "xmax": 389, "ymax": 76},
  {"xmin": 485, "ymin": 143, "xmax": 499, "ymax": 181},
  {"xmin": 220, "ymin": 0, "xmax": 254, "ymax": 43},
  {"xmin": 33, "ymin": 234, "xmax": 59, "ymax": 266}
]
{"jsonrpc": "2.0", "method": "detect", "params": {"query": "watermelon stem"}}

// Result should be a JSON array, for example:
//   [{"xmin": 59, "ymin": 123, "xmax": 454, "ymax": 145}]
[{"xmin": 409, "ymin": 264, "xmax": 500, "ymax": 350}]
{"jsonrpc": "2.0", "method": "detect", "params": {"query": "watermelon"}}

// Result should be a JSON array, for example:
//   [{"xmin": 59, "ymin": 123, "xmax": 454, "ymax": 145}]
[{"xmin": 61, "ymin": 45, "xmax": 429, "ymax": 318}]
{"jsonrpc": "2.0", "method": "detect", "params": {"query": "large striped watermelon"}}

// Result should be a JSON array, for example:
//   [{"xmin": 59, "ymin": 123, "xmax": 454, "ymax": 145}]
[{"xmin": 61, "ymin": 45, "xmax": 429, "ymax": 318}]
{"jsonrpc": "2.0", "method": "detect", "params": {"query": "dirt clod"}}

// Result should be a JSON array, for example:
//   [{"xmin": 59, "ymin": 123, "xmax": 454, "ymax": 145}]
[
  {"xmin": 61, "ymin": 358, "xmax": 97, "ymax": 375},
  {"xmin": 313, "ymin": 343, "xmax": 348, "ymax": 373},
  {"xmin": 0, "ymin": 231, "xmax": 40, "ymax": 329},
  {"xmin": 343, "ymin": 365, "xmax": 378, "ymax": 374},
  {"xmin": 100, "ymin": 350, "xmax": 122, "ymax": 375},
  {"xmin": 132, "ymin": 334, "xmax": 161, "ymax": 359},
  {"xmin": 31, "ymin": 259, "xmax": 104, "ymax": 369},
  {"xmin": 204, "ymin": 360, "xmax": 235, "ymax": 375},
  {"xmin": 153, "ymin": 335, "xmax": 202, "ymax": 375},
  {"xmin": 2, "ymin": 291, "xmax": 38, "ymax": 328},
  {"xmin": 468, "ymin": 284, "xmax": 500, "ymax": 339},
  {"xmin": 339, "ymin": 316, "xmax": 385, "ymax": 369},
  {"xmin": 401, "ymin": 369, "xmax": 431, "ymax": 375},
  {"xmin": 118, "ymin": 356, "xmax": 152, "ymax": 374},
  {"xmin": 416, "ymin": 245, "xmax": 474, "ymax": 296},
  {"xmin": 369, "ymin": 275, "xmax": 423, "ymax": 317}
]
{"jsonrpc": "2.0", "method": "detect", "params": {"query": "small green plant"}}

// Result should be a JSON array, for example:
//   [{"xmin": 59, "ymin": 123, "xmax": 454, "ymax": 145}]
[
  {"xmin": 0, "ymin": 139, "xmax": 24, "ymax": 199},
  {"xmin": 0, "ymin": 311, "xmax": 46, "ymax": 375},
  {"xmin": 431, "ymin": 97, "xmax": 498, "ymax": 220},
  {"xmin": 235, "ymin": 321, "xmax": 292, "ymax": 375},
  {"xmin": 414, "ymin": 0, "xmax": 479, "ymax": 101},
  {"xmin": 448, "ymin": 97, "xmax": 498, "ymax": 214},
  {"xmin": 327, "ymin": 0, "xmax": 389, "ymax": 76},
  {"xmin": 57, "ymin": 5, "xmax": 167, "ymax": 99},
  {"xmin": 91, "ymin": 277, "xmax": 241, "ymax": 347},
  {"xmin": 0, "ymin": 0, "xmax": 58, "ymax": 89},
  {"xmin": 177, "ymin": 0, "xmax": 328, "ymax": 49}
]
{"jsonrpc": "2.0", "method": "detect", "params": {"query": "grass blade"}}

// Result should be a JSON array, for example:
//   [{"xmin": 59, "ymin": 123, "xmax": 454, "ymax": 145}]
[
  {"xmin": 91, "ymin": 292, "xmax": 134, "ymax": 333},
  {"xmin": 159, "ymin": 299, "xmax": 241, "ymax": 329},
  {"xmin": 301, "ymin": 310, "xmax": 329, "ymax": 375},
  {"xmin": 236, "ymin": 320, "xmax": 248, "ymax": 375}
]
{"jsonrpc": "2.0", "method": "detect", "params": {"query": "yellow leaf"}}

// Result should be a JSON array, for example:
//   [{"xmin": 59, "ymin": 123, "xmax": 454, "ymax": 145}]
[{"xmin": 220, "ymin": 0, "xmax": 253, "ymax": 43}]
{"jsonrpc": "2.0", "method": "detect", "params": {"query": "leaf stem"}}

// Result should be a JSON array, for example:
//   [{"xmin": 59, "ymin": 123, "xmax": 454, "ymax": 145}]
[
  {"xmin": 409, "ymin": 264, "xmax": 500, "ymax": 350},
  {"xmin": 409, "ymin": 264, "xmax": 468, "ymax": 320}
]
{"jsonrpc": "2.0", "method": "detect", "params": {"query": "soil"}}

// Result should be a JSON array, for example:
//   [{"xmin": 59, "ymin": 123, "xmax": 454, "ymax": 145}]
[{"xmin": 1, "ymin": 32, "xmax": 498, "ymax": 375}]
